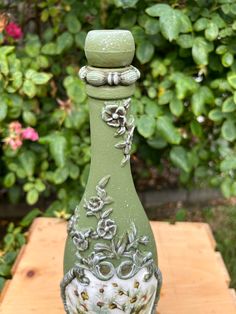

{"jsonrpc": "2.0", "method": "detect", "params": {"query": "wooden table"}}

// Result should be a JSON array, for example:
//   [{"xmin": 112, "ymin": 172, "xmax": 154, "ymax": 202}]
[{"xmin": 0, "ymin": 218, "xmax": 236, "ymax": 314}]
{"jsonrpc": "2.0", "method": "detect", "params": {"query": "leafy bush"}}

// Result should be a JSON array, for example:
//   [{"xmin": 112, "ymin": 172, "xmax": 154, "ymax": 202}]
[
  {"xmin": 0, "ymin": 208, "xmax": 42, "ymax": 290},
  {"xmin": 1, "ymin": 0, "xmax": 236, "ymax": 216}
]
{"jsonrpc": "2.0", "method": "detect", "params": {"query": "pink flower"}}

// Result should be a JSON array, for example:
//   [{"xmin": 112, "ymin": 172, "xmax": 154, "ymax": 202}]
[
  {"xmin": 5, "ymin": 22, "xmax": 23, "ymax": 40},
  {"xmin": 3, "ymin": 122, "xmax": 39, "ymax": 151},
  {"xmin": 9, "ymin": 138, "xmax": 23, "ymax": 150},
  {"xmin": 9, "ymin": 121, "xmax": 22, "ymax": 134},
  {"xmin": 22, "ymin": 127, "xmax": 39, "ymax": 141},
  {"xmin": 4, "ymin": 137, "xmax": 23, "ymax": 150}
]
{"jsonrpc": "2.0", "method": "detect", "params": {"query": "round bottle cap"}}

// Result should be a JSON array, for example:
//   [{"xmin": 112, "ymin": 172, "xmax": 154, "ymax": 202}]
[{"xmin": 85, "ymin": 30, "xmax": 135, "ymax": 68}]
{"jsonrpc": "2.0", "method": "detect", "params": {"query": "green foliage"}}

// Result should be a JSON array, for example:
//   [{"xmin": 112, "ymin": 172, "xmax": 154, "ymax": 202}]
[
  {"xmin": 1, "ymin": 0, "xmax": 236, "ymax": 222},
  {"xmin": 209, "ymin": 206, "xmax": 236, "ymax": 289},
  {"xmin": 0, "ymin": 209, "xmax": 42, "ymax": 289}
]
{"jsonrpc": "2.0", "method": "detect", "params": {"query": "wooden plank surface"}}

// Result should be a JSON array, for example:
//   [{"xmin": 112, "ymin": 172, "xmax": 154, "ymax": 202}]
[{"xmin": 0, "ymin": 218, "xmax": 236, "ymax": 314}]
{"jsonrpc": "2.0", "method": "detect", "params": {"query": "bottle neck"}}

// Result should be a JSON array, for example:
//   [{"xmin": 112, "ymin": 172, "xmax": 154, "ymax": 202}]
[{"xmin": 87, "ymin": 97, "xmax": 134, "ymax": 188}]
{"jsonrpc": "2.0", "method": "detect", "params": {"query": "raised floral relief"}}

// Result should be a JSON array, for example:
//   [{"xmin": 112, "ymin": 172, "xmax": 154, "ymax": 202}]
[
  {"xmin": 102, "ymin": 98, "xmax": 135, "ymax": 166},
  {"xmin": 97, "ymin": 218, "xmax": 117, "ymax": 240},
  {"xmin": 61, "ymin": 175, "xmax": 162, "ymax": 314},
  {"xmin": 102, "ymin": 104, "xmax": 127, "ymax": 135}
]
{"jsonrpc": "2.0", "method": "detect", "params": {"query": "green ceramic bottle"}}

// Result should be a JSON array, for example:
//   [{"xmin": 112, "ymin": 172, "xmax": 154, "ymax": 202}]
[{"xmin": 61, "ymin": 30, "xmax": 162, "ymax": 314}]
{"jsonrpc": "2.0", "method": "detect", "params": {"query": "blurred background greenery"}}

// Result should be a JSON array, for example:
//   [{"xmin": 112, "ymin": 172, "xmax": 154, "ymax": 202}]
[{"xmin": 0, "ymin": 0, "xmax": 236, "ymax": 292}]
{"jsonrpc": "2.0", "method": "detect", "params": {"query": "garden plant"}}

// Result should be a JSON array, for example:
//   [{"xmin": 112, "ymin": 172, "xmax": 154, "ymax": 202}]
[{"xmin": 1, "ymin": 0, "xmax": 236, "ymax": 291}]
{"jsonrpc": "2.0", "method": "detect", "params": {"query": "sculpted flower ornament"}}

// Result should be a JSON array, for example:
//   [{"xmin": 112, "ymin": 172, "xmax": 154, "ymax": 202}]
[
  {"xmin": 97, "ymin": 218, "xmax": 117, "ymax": 240},
  {"xmin": 70, "ymin": 228, "xmax": 91, "ymax": 251},
  {"xmin": 102, "ymin": 104, "xmax": 127, "ymax": 135},
  {"xmin": 102, "ymin": 98, "xmax": 135, "ymax": 166},
  {"xmin": 84, "ymin": 196, "xmax": 104, "ymax": 213}
]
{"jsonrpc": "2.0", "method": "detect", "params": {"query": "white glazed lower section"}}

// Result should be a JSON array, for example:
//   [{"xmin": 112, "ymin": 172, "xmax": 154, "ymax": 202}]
[{"xmin": 65, "ymin": 268, "xmax": 158, "ymax": 313}]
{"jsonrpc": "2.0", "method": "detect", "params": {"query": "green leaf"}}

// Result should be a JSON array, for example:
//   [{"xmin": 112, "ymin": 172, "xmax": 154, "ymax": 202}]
[
  {"xmin": 144, "ymin": 18, "xmax": 160, "ymax": 35},
  {"xmin": 170, "ymin": 146, "xmax": 191, "ymax": 173},
  {"xmin": 49, "ymin": 135, "xmax": 67, "ymax": 168},
  {"xmin": 26, "ymin": 189, "xmax": 39, "ymax": 205},
  {"xmin": 144, "ymin": 98, "xmax": 162, "ymax": 116},
  {"xmin": 158, "ymin": 90, "xmax": 173, "ymax": 105},
  {"xmin": 208, "ymin": 109, "xmax": 224, "ymax": 121},
  {"xmin": 147, "ymin": 137, "xmax": 167, "ymax": 149},
  {"xmin": 56, "ymin": 32, "xmax": 74, "ymax": 53},
  {"xmin": 114, "ymin": 0, "xmax": 138, "ymax": 8},
  {"xmin": 220, "ymin": 156, "xmax": 236, "ymax": 172},
  {"xmin": 19, "ymin": 151, "xmax": 36, "ymax": 178},
  {"xmin": 156, "ymin": 116, "xmax": 181, "ymax": 144},
  {"xmin": 146, "ymin": 4, "xmax": 171, "ymax": 17},
  {"xmin": 54, "ymin": 167, "xmax": 69, "ymax": 185},
  {"xmin": 131, "ymin": 26, "xmax": 146, "ymax": 44},
  {"xmin": 0, "ymin": 46, "xmax": 15, "ymax": 55},
  {"xmin": 221, "ymin": 120, "xmax": 236, "ymax": 142},
  {"xmin": 23, "ymin": 111, "xmax": 37, "ymax": 126},
  {"xmin": 176, "ymin": 34, "xmax": 194, "ymax": 49},
  {"xmin": 37, "ymin": 55, "xmax": 49, "ymax": 68},
  {"xmin": 176, "ymin": 11, "xmax": 192, "ymax": 33},
  {"xmin": 222, "ymin": 97, "xmax": 236, "ymax": 112},
  {"xmin": 69, "ymin": 163, "xmax": 80, "ymax": 180},
  {"xmin": 221, "ymin": 4, "xmax": 231, "ymax": 15},
  {"xmin": 191, "ymin": 86, "xmax": 214, "ymax": 116},
  {"xmin": 65, "ymin": 14, "xmax": 81, "ymax": 33},
  {"xmin": 35, "ymin": 179, "xmax": 46, "ymax": 192},
  {"xmin": 171, "ymin": 72, "xmax": 198, "ymax": 99},
  {"xmin": 12, "ymin": 71, "xmax": 23, "ymax": 90},
  {"xmin": 147, "ymin": 4, "xmax": 183, "ymax": 41},
  {"xmin": 22, "ymin": 80, "xmax": 36, "ymax": 98},
  {"xmin": 31, "ymin": 72, "xmax": 52, "ymax": 85},
  {"xmin": 193, "ymin": 17, "xmax": 209, "ymax": 31},
  {"xmin": 25, "ymin": 69, "xmax": 37, "ymax": 80},
  {"xmin": 221, "ymin": 177, "xmax": 232, "ymax": 198},
  {"xmin": 216, "ymin": 45, "xmax": 227, "ymax": 55},
  {"xmin": 64, "ymin": 76, "xmax": 86, "ymax": 103},
  {"xmin": 222, "ymin": 52, "xmax": 234, "ymax": 67},
  {"xmin": 120, "ymin": 11, "xmax": 137, "ymax": 28},
  {"xmin": 159, "ymin": 9, "xmax": 180, "ymax": 41},
  {"xmin": 190, "ymin": 121, "xmax": 203, "ymax": 138},
  {"xmin": 192, "ymin": 37, "xmax": 212, "ymax": 66},
  {"xmin": 136, "ymin": 41, "xmax": 154, "ymax": 64},
  {"xmin": 75, "ymin": 31, "xmax": 86, "ymax": 49},
  {"xmin": 20, "ymin": 208, "xmax": 42, "ymax": 227},
  {"xmin": 227, "ymin": 72, "xmax": 236, "ymax": 89},
  {"xmin": 41, "ymin": 42, "xmax": 58, "ymax": 55},
  {"xmin": 205, "ymin": 22, "xmax": 219, "ymax": 41},
  {"xmin": 137, "ymin": 115, "xmax": 156, "ymax": 138},
  {"xmin": 0, "ymin": 264, "xmax": 11, "ymax": 277},
  {"xmin": 169, "ymin": 97, "xmax": 184, "ymax": 117},
  {"xmin": 3, "ymin": 172, "xmax": 15, "ymax": 188},
  {"xmin": 25, "ymin": 38, "xmax": 41, "ymax": 57},
  {"xmin": 0, "ymin": 101, "xmax": 7, "ymax": 121},
  {"xmin": 0, "ymin": 55, "xmax": 9, "ymax": 75},
  {"xmin": 23, "ymin": 182, "xmax": 34, "ymax": 192}
]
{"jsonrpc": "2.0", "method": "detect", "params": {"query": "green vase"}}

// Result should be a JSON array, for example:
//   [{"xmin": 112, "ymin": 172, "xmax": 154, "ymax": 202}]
[{"xmin": 61, "ymin": 30, "xmax": 162, "ymax": 314}]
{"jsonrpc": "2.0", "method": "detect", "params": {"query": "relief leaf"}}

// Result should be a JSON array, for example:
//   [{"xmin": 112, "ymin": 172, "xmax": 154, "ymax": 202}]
[
  {"xmin": 98, "ymin": 175, "xmax": 111, "ymax": 189},
  {"xmin": 101, "ymin": 208, "xmax": 113, "ymax": 219},
  {"xmin": 94, "ymin": 242, "xmax": 112, "ymax": 253}
]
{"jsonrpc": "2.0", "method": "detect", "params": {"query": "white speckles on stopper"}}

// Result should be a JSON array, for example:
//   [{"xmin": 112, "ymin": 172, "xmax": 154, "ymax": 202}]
[{"xmin": 85, "ymin": 30, "xmax": 135, "ymax": 68}]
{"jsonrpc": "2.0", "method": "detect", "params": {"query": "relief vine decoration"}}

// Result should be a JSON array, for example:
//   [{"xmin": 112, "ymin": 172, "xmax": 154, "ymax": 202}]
[
  {"xmin": 102, "ymin": 98, "xmax": 135, "ymax": 166},
  {"xmin": 61, "ymin": 175, "xmax": 162, "ymax": 314}
]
